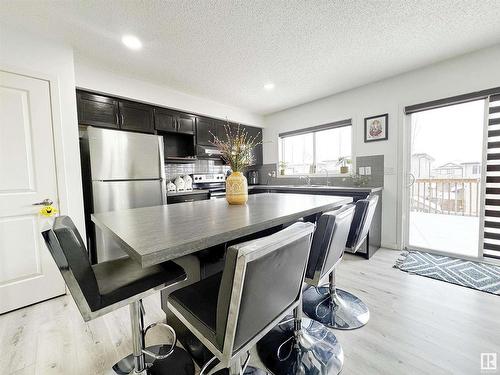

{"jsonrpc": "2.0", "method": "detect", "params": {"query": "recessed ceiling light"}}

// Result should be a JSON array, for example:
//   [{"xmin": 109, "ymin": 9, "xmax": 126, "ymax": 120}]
[
  {"xmin": 122, "ymin": 35, "xmax": 142, "ymax": 50},
  {"xmin": 264, "ymin": 83, "xmax": 275, "ymax": 90}
]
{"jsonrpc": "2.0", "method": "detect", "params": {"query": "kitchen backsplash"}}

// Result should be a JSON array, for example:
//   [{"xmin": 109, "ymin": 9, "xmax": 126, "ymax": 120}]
[
  {"xmin": 256, "ymin": 155, "xmax": 384, "ymax": 187},
  {"xmin": 165, "ymin": 160, "xmax": 230, "ymax": 182},
  {"xmin": 166, "ymin": 155, "xmax": 384, "ymax": 187}
]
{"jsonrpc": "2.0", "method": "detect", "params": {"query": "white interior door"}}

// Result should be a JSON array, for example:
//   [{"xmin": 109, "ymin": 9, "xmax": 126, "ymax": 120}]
[{"xmin": 0, "ymin": 70, "xmax": 65, "ymax": 314}]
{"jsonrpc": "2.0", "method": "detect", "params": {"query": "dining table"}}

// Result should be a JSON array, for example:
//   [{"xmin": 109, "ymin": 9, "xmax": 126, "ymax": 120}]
[{"xmin": 91, "ymin": 192, "xmax": 353, "ymax": 268}]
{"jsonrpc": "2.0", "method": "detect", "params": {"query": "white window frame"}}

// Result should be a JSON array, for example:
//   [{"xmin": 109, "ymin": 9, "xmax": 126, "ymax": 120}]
[{"xmin": 277, "ymin": 119, "xmax": 353, "ymax": 177}]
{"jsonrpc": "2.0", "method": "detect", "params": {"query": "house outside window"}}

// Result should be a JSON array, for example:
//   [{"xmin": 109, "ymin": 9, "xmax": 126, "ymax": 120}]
[{"xmin": 278, "ymin": 119, "xmax": 352, "ymax": 175}]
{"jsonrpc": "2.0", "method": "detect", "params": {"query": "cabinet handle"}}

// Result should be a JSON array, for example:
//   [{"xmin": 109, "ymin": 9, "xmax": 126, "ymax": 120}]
[
  {"xmin": 121, "ymin": 114, "xmax": 124, "ymax": 125},
  {"xmin": 115, "ymin": 112, "xmax": 119, "ymax": 125}
]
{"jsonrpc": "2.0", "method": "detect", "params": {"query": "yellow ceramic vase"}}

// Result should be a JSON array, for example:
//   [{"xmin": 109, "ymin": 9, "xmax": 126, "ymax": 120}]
[{"xmin": 226, "ymin": 171, "xmax": 248, "ymax": 205}]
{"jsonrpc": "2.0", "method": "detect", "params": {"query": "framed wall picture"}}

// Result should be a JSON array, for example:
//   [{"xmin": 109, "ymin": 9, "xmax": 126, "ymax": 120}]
[{"xmin": 364, "ymin": 113, "xmax": 388, "ymax": 142}]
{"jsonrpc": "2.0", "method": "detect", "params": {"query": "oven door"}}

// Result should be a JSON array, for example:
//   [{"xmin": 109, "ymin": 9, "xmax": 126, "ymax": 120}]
[{"xmin": 210, "ymin": 189, "xmax": 226, "ymax": 199}]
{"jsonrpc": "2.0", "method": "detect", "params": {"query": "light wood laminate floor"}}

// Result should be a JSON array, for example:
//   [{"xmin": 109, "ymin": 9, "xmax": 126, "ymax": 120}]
[{"xmin": 1, "ymin": 249, "xmax": 499, "ymax": 374}]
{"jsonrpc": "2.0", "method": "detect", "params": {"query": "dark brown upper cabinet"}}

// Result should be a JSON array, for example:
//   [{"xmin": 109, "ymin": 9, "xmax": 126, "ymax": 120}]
[
  {"xmin": 154, "ymin": 108, "xmax": 177, "ymax": 132},
  {"xmin": 216, "ymin": 120, "xmax": 232, "ymax": 140},
  {"xmin": 77, "ymin": 91, "xmax": 119, "ymax": 129},
  {"xmin": 176, "ymin": 113, "xmax": 196, "ymax": 134},
  {"xmin": 243, "ymin": 125, "xmax": 263, "ymax": 166},
  {"xmin": 196, "ymin": 117, "xmax": 218, "ymax": 146},
  {"xmin": 119, "ymin": 101, "xmax": 155, "ymax": 134},
  {"xmin": 76, "ymin": 89, "xmax": 262, "ymax": 164},
  {"xmin": 155, "ymin": 108, "xmax": 195, "ymax": 135}
]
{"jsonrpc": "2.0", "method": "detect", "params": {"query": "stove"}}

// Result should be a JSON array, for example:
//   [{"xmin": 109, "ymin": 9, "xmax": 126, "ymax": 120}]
[{"xmin": 191, "ymin": 173, "xmax": 226, "ymax": 199}]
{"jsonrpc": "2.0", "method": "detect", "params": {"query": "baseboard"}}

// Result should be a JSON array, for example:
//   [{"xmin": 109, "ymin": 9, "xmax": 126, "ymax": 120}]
[{"xmin": 381, "ymin": 242, "xmax": 400, "ymax": 250}]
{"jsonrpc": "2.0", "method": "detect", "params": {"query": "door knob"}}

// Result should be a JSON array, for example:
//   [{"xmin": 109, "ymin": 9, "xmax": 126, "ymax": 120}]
[{"xmin": 33, "ymin": 198, "xmax": 53, "ymax": 206}]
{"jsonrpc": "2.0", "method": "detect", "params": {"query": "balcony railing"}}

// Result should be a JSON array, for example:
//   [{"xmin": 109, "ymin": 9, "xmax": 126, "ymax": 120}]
[{"xmin": 410, "ymin": 178, "xmax": 481, "ymax": 216}]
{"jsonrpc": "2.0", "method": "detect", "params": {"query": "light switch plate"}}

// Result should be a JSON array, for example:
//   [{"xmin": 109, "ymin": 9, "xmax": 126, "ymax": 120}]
[
  {"xmin": 385, "ymin": 167, "xmax": 395, "ymax": 175},
  {"xmin": 365, "ymin": 166, "xmax": 371, "ymax": 175},
  {"xmin": 359, "ymin": 167, "xmax": 366, "ymax": 175}
]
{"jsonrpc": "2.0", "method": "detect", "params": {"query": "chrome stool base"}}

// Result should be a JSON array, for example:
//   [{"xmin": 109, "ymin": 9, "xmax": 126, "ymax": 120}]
[
  {"xmin": 112, "ymin": 345, "xmax": 195, "ymax": 375},
  {"xmin": 303, "ymin": 286, "xmax": 370, "ymax": 330},
  {"xmin": 256, "ymin": 316, "xmax": 343, "ymax": 375}
]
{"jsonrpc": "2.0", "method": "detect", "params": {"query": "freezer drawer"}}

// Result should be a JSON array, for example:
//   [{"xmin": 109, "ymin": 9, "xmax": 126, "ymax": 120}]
[{"xmin": 92, "ymin": 179, "xmax": 166, "ymax": 262}]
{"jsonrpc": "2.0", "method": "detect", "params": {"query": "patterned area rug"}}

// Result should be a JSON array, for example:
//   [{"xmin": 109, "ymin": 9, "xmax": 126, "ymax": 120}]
[{"xmin": 394, "ymin": 251, "xmax": 500, "ymax": 295}]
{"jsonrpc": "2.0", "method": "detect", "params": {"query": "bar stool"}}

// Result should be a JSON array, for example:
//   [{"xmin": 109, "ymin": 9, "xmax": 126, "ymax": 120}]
[
  {"xmin": 42, "ymin": 216, "xmax": 195, "ymax": 375},
  {"xmin": 257, "ymin": 207, "xmax": 352, "ymax": 375},
  {"xmin": 168, "ymin": 222, "xmax": 339, "ymax": 375},
  {"xmin": 303, "ymin": 195, "xmax": 378, "ymax": 330},
  {"xmin": 346, "ymin": 195, "xmax": 379, "ymax": 253}
]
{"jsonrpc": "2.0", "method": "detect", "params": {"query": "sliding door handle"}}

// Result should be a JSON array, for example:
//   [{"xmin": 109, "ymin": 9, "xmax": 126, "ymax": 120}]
[{"xmin": 407, "ymin": 173, "xmax": 416, "ymax": 187}]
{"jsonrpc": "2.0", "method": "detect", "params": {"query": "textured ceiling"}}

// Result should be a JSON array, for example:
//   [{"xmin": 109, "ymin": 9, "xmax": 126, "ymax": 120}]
[{"xmin": 2, "ymin": 0, "xmax": 500, "ymax": 115}]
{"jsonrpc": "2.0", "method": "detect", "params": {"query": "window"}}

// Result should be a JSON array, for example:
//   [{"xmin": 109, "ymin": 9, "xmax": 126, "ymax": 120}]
[{"xmin": 279, "ymin": 120, "xmax": 352, "ymax": 175}]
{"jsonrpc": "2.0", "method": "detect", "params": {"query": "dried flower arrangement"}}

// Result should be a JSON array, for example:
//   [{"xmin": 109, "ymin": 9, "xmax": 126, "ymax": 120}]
[{"xmin": 211, "ymin": 123, "xmax": 261, "ymax": 172}]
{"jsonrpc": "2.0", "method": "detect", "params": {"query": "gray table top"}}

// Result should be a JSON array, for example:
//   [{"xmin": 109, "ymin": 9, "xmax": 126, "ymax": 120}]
[{"xmin": 92, "ymin": 193, "xmax": 352, "ymax": 267}]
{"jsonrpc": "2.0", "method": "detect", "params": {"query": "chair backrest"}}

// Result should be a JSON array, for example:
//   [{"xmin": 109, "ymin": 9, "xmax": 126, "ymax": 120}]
[
  {"xmin": 305, "ymin": 205, "xmax": 355, "ymax": 286},
  {"xmin": 345, "ymin": 195, "xmax": 379, "ymax": 252},
  {"xmin": 215, "ymin": 222, "xmax": 315, "ymax": 354},
  {"xmin": 41, "ymin": 216, "xmax": 101, "ymax": 313}
]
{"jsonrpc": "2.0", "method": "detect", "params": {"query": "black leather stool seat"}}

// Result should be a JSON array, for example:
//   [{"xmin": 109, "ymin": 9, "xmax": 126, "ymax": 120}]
[
  {"xmin": 94, "ymin": 257, "xmax": 185, "ymax": 309},
  {"xmin": 44, "ymin": 215, "xmax": 186, "ymax": 315},
  {"xmin": 168, "ymin": 273, "xmax": 222, "ymax": 350}
]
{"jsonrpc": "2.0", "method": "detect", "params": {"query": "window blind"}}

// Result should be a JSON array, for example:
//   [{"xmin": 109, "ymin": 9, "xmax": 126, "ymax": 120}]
[
  {"xmin": 279, "ymin": 119, "xmax": 351, "ymax": 138},
  {"xmin": 483, "ymin": 93, "xmax": 500, "ymax": 260},
  {"xmin": 405, "ymin": 87, "xmax": 500, "ymax": 115}
]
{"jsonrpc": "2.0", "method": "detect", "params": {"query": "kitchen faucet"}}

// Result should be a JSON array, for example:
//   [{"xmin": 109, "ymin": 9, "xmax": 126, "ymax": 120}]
[
  {"xmin": 267, "ymin": 170, "xmax": 276, "ymax": 185},
  {"xmin": 319, "ymin": 168, "xmax": 329, "ymax": 186}
]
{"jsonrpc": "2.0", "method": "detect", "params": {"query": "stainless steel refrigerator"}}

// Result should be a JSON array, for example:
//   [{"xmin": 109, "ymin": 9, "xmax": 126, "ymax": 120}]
[{"xmin": 80, "ymin": 127, "xmax": 166, "ymax": 263}]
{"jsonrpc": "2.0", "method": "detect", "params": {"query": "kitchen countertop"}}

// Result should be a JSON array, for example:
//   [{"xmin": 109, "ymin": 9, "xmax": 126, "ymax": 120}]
[
  {"xmin": 167, "ymin": 189, "xmax": 209, "ymax": 197},
  {"xmin": 92, "ymin": 193, "xmax": 352, "ymax": 267},
  {"xmin": 249, "ymin": 185, "xmax": 383, "ymax": 193}
]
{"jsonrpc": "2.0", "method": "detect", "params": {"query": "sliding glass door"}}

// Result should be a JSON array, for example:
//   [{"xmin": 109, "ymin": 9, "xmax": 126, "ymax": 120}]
[{"xmin": 406, "ymin": 100, "xmax": 486, "ymax": 258}]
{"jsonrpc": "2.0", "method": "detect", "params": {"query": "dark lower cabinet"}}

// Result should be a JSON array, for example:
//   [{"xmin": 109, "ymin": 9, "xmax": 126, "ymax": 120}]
[
  {"xmin": 167, "ymin": 192, "xmax": 209, "ymax": 204},
  {"xmin": 250, "ymin": 187, "xmax": 381, "ymax": 258},
  {"xmin": 119, "ymin": 101, "xmax": 154, "ymax": 133},
  {"xmin": 77, "ymin": 91, "xmax": 119, "ymax": 129}
]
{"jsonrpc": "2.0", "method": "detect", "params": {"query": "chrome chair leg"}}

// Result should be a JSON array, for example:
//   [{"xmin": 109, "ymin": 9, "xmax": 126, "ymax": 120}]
[
  {"xmin": 257, "ymin": 300, "xmax": 344, "ymax": 375},
  {"xmin": 200, "ymin": 354, "xmax": 270, "ymax": 375},
  {"xmin": 112, "ymin": 300, "xmax": 195, "ymax": 375},
  {"xmin": 303, "ymin": 271, "xmax": 370, "ymax": 330}
]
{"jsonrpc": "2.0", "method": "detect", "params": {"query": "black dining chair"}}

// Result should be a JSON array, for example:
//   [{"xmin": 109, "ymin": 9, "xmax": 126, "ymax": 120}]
[
  {"xmin": 42, "ymin": 216, "xmax": 195, "ymax": 375},
  {"xmin": 302, "ymin": 195, "xmax": 378, "ymax": 330}
]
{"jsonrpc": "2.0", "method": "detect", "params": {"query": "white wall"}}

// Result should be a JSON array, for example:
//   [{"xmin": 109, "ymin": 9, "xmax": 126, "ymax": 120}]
[
  {"xmin": 0, "ymin": 26, "xmax": 86, "ymax": 238},
  {"xmin": 263, "ymin": 45, "xmax": 500, "ymax": 249},
  {"xmin": 74, "ymin": 58, "xmax": 263, "ymax": 127}
]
